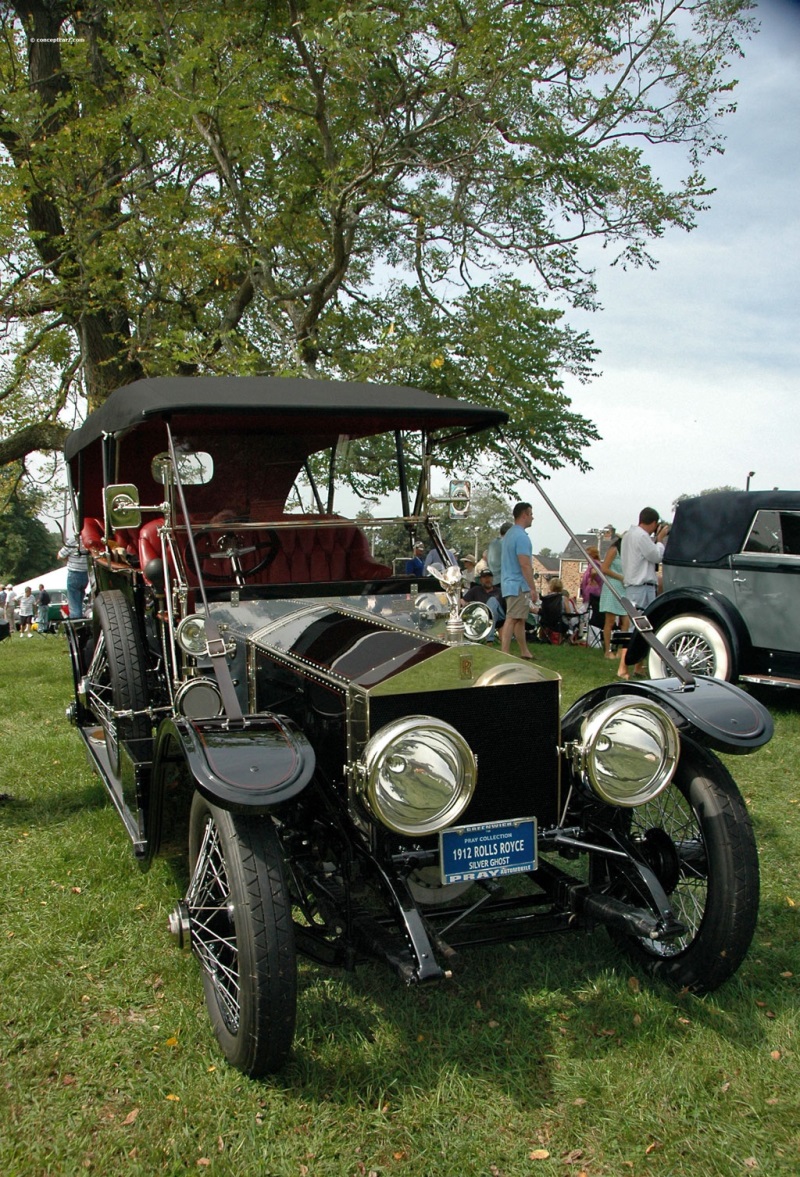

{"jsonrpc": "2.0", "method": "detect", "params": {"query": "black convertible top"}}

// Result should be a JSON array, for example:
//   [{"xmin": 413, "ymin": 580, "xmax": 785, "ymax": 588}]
[
  {"xmin": 666, "ymin": 490, "xmax": 800, "ymax": 566},
  {"xmin": 64, "ymin": 376, "xmax": 508, "ymax": 461}
]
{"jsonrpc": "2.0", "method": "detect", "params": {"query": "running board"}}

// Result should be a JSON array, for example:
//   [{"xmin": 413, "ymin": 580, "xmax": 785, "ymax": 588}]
[
  {"xmin": 740, "ymin": 674, "xmax": 800, "ymax": 689},
  {"xmin": 78, "ymin": 725, "xmax": 149, "ymax": 857}
]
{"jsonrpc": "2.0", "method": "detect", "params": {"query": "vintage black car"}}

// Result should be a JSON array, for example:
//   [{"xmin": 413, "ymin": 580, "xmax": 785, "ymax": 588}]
[
  {"xmin": 63, "ymin": 377, "xmax": 772, "ymax": 1077},
  {"xmin": 635, "ymin": 490, "xmax": 800, "ymax": 687}
]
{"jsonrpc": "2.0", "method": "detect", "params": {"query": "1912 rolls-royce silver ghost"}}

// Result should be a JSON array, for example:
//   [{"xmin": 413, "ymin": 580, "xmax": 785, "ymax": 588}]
[{"xmin": 62, "ymin": 376, "xmax": 771, "ymax": 1076}]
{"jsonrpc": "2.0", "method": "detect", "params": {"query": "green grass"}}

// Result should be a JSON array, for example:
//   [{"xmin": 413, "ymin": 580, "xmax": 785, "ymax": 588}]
[{"xmin": 1, "ymin": 635, "xmax": 799, "ymax": 1175}]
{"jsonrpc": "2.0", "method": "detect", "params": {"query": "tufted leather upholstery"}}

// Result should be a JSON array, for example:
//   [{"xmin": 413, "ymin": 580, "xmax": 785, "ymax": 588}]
[
  {"xmin": 138, "ymin": 517, "xmax": 390, "ymax": 587},
  {"xmin": 267, "ymin": 524, "xmax": 390, "ymax": 583}
]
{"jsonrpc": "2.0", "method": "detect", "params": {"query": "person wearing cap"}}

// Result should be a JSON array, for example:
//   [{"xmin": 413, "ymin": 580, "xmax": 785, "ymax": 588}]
[
  {"xmin": 463, "ymin": 567, "xmax": 504, "ymax": 638},
  {"xmin": 461, "ymin": 552, "xmax": 478, "ymax": 583},
  {"xmin": 405, "ymin": 541, "xmax": 425, "ymax": 577}
]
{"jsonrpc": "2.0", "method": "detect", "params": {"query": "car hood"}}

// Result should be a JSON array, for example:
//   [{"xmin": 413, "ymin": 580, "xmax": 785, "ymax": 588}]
[{"xmin": 208, "ymin": 594, "xmax": 554, "ymax": 692}]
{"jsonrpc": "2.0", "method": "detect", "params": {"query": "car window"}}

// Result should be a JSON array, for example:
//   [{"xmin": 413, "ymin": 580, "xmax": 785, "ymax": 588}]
[{"xmin": 743, "ymin": 510, "xmax": 800, "ymax": 555}]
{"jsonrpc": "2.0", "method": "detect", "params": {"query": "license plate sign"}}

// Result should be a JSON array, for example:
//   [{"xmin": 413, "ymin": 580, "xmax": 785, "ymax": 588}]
[{"xmin": 440, "ymin": 818, "xmax": 537, "ymax": 884}]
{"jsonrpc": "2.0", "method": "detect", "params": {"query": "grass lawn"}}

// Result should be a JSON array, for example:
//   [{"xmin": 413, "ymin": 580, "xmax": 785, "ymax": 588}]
[{"xmin": 1, "ymin": 634, "xmax": 798, "ymax": 1176}]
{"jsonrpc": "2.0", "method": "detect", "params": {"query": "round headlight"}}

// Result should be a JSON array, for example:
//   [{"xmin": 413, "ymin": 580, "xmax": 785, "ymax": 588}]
[
  {"xmin": 359, "ymin": 716, "xmax": 477, "ymax": 836},
  {"xmin": 577, "ymin": 696, "xmax": 679, "ymax": 807},
  {"xmin": 176, "ymin": 613, "xmax": 208, "ymax": 657}
]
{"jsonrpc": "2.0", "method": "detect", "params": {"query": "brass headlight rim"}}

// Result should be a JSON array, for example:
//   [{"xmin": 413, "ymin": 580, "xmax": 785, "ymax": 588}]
[
  {"xmin": 579, "ymin": 694, "xmax": 680, "ymax": 808},
  {"xmin": 360, "ymin": 714, "xmax": 477, "ymax": 837},
  {"xmin": 176, "ymin": 612, "xmax": 208, "ymax": 657}
]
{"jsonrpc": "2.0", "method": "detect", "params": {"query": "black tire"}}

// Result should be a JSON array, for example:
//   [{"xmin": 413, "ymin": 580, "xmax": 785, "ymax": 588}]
[
  {"xmin": 604, "ymin": 742, "xmax": 759, "ymax": 993},
  {"xmin": 186, "ymin": 793, "xmax": 297, "ymax": 1076},
  {"xmin": 91, "ymin": 590, "xmax": 151, "ymax": 773},
  {"xmin": 648, "ymin": 613, "xmax": 733, "ymax": 681}
]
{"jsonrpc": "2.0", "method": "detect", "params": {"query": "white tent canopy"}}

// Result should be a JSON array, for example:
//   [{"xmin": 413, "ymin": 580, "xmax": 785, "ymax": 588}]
[{"xmin": 10, "ymin": 566, "xmax": 67, "ymax": 597}]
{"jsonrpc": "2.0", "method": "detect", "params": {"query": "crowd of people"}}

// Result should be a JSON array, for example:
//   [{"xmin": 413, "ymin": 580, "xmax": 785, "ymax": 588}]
[
  {"xmin": 0, "ymin": 582, "xmax": 55, "ymax": 638},
  {"xmin": 405, "ymin": 501, "xmax": 670, "ymax": 669},
  {"xmin": 1, "ymin": 530, "xmax": 89, "ymax": 640}
]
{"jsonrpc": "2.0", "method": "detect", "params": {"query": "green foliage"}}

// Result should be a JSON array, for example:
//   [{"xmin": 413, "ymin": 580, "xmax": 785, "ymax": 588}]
[
  {"xmin": 358, "ymin": 483, "xmax": 511, "ymax": 567},
  {"xmin": 0, "ymin": 478, "xmax": 60, "ymax": 582},
  {"xmin": 0, "ymin": 1, "xmax": 756, "ymax": 489}
]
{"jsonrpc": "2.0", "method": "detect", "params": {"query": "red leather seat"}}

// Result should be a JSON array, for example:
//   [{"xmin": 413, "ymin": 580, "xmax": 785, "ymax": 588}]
[
  {"xmin": 139, "ymin": 517, "xmax": 391, "ymax": 587},
  {"xmin": 80, "ymin": 517, "xmax": 105, "ymax": 554},
  {"xmin": 266, "ymin": 524, "xmax": 390, "ymax": 583}
]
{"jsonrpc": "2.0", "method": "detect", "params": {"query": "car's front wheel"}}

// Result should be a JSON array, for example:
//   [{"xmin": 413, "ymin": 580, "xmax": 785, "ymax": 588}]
[
  {"xmin": 648, "ymin": 613, "xmax": 733, "ymax": 680},
  {"xmin": 602, "ymin": 742, "xmax": 759, "ymax": 993},
  {"xmin": 182, "ymin": 793, "xmax": 297, "ymax": 1076}
]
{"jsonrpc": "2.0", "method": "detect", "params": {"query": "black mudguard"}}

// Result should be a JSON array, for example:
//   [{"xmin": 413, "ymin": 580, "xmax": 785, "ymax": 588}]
[
  {"xmin": 562, "ymin": 675, "xmax": 773, "ymax": 755},
  {"xmin": 626, "ymin": 586, "xmax": 749, "ymax": 668},
  {"xmin": 153, "ymin": 713, "xmax": 315, "ymax": 812}
]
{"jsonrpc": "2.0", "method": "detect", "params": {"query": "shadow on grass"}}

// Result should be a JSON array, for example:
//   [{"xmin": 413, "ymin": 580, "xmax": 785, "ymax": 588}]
[
  {"xmin": 0, "ymin": 775, "xmax": 108, "ymax": 827},
  {"xmin": 272, "ymin": 923, "xmax": 778, "ymax": 1111}
]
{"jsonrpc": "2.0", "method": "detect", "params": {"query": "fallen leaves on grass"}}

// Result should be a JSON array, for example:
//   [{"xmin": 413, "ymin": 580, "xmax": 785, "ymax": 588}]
[
  {"xmin": 529, "ymin": 1149, "xmax": 550, "ymax": 1160},
  {"xmin": 121, "ymin": 1108, "xmax": 139, "ymax": 1126}
]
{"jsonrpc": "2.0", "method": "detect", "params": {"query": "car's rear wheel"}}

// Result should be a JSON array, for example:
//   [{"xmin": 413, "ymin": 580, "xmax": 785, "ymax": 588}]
[
  {"xmin": 603, "ymin": 743, "xmax": 758, "ymax": 993},
  {"xmin": 90, "ymin": 590, "xmax": 151, "ymax": 774},
  {"xmin": 648, "ymin": 613, "xmax": 733, "ymax": 680},
  {"xmin": 183, "ymin": 793, "xmax": 297, "ymax": 1076}
]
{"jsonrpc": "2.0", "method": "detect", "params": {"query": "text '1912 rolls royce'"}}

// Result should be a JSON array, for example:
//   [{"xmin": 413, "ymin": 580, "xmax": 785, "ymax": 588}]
[{"xmin": 63, "ymin": 376, "xmax": 772, "ymax": 1076}]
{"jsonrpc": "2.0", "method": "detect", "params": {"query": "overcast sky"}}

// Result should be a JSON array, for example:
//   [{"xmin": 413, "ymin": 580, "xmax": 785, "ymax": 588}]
[{"xmin": 513, "ymin": 0, "xmax": 800, "ymax": 553}]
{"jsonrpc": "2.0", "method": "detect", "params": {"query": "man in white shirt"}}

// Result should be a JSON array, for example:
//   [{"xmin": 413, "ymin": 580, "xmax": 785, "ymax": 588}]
[{"xmin": 621, "ymin": 507, "xmax": 670, "ymax": 611}]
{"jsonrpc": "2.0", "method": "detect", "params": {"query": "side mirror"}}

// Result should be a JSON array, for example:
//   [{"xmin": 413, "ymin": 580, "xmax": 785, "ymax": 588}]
[
  {"xmin": 449, "ymin": 479, "xmax": 471, "ymax": 518},
  {"xmin": 151, "ymin": 451, "xmax": 214, "ymax": 486},
  {"xmin": 105, "ymin": 484, "xmax": 141, "ymax": 529}
]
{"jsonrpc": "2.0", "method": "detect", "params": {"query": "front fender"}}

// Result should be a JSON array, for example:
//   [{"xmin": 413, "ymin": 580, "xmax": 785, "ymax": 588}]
[
  {"xmin": 562, "ymin": 675, "xmax": 772, "ymax": 755},
  {"xmin": 627, "ymin": 586, "xmax": 749, "ymax": 668},
  {"xmin": 153, "ymin": 713, "xmax": 315, "ymax": 812}
]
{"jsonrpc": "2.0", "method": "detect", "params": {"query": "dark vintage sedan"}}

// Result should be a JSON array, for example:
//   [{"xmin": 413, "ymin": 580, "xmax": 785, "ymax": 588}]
[
  {"xmin": 635, "ymin": 490, "xmax": 800, "ymax": 686},
  {"xmin": 63, "ymin": 377, "xmax": 772, "ymax": 1076}
]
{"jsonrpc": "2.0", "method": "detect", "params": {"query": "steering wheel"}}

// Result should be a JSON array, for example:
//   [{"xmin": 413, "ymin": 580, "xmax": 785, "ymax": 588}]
[{"xmin": 184, "ymin": 527, "xmax": 280, "ymax": 584}]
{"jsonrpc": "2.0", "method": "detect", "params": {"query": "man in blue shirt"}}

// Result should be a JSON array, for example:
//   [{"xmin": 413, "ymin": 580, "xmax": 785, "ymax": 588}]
[
  {"xmin": 500, "ymin": 501, "xmax": 539, "ymax": 657},
  {"xmin": 405, "ymin": 541, "xmax": 425, "ymax": 576}
]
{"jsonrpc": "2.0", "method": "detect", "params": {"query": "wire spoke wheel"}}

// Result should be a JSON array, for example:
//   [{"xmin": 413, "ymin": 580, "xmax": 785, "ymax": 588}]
[
  {"xmin": 649, "ymin": 614, "xmax": 732, "ymax": 680},
  {"xmin": 186, "ymin": 816, "xmax": 240, "ymax": 1032},
  {"xmin": 185, "ymin": 793, "xmax": 297, "ymax": 1075},
  {"xmin": 602, "ymin": 742, "xmax": 758, "ymax": 992},
  {"xmin": 664, "ymin": 631, "xmax": 716, "ymax": 676},
  {"xmin": 628, "ymin": 788, "xmax": 708, "ymax": 957}
]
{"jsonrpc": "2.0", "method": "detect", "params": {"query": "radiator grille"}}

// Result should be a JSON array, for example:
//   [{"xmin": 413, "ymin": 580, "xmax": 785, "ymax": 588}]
[{"xmin": 369, "ymin": 677, "xmax": 561, "ymax": 829}]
